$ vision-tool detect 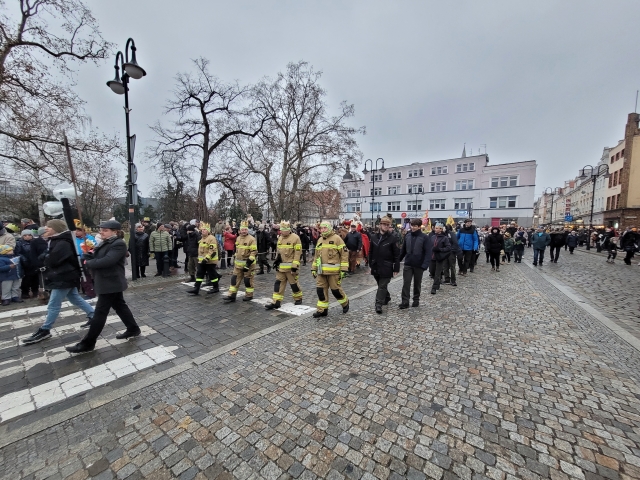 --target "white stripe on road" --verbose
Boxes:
[0,298,97,320]
[0,325,159,379]
[0,345,179,422]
